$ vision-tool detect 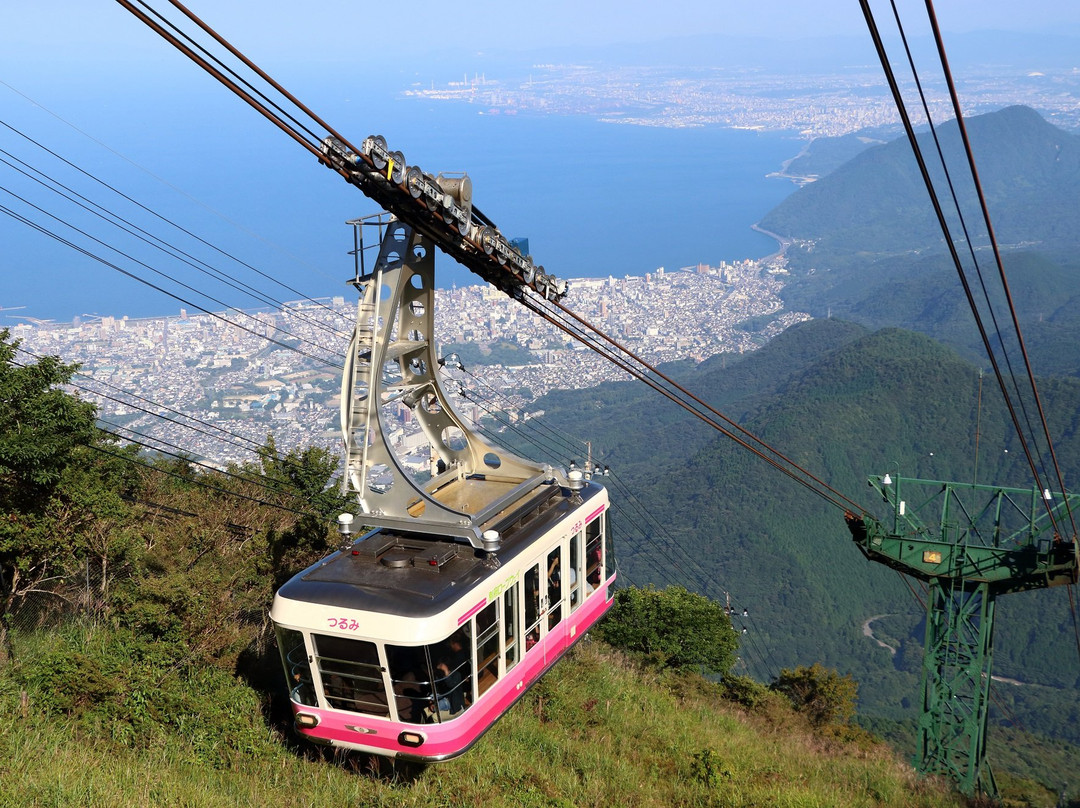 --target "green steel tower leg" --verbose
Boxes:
[918,578,997,798]
[847,476,1078,800]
